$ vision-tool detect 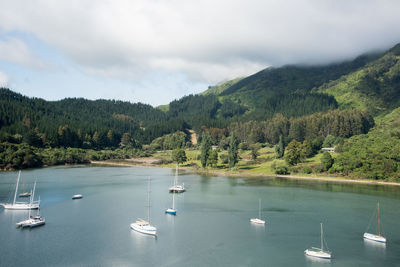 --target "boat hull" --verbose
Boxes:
[250,218,265,224]
[2,203,39,210]
[16,219,34,227]
[305,249,331,259]
[169,185,185,193]
[165,208,177,215]
[363,232,386,243]
[72,194,83,199]
[130,223,157,236]
[29,220,45,228]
